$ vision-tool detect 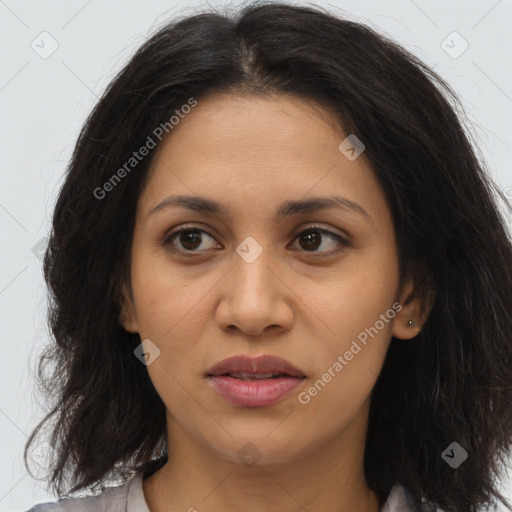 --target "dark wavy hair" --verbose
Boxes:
[24,2,512,511]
